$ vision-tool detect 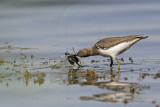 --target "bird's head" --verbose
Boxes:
[76,48,93,57]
